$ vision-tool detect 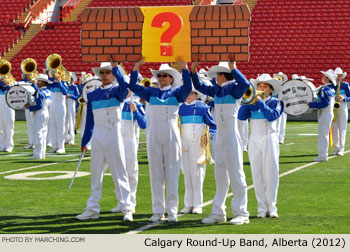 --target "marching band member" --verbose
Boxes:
[77,62,133,222]
[308,69,337,162]
[128,57,192,223]
[21,73,35,149]
[111,89,146,214]
[331,67,350,156]
[25,74,52,159]
[238,74,283,218]
[47,70,68,154]
[191,60,250,225]
[0,76,15,152]
[273,72,288,144]
[65,73,80,145]
[179,89,216,215]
